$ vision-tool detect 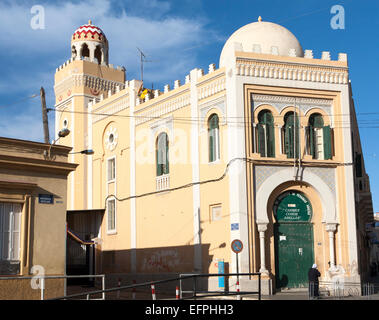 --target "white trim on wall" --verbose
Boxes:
[190,68,202,273]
